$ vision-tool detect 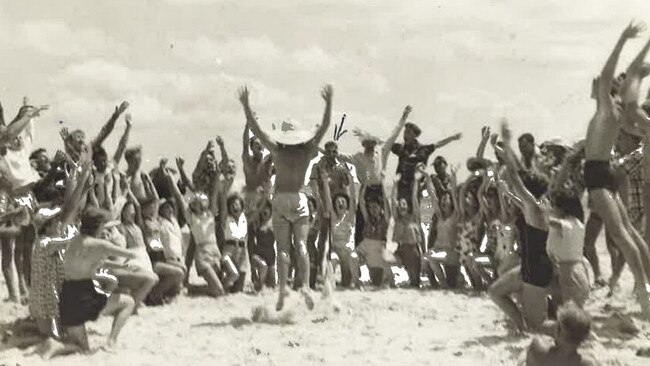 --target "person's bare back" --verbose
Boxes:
[586,22,646,161]
[64,235,134,281]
